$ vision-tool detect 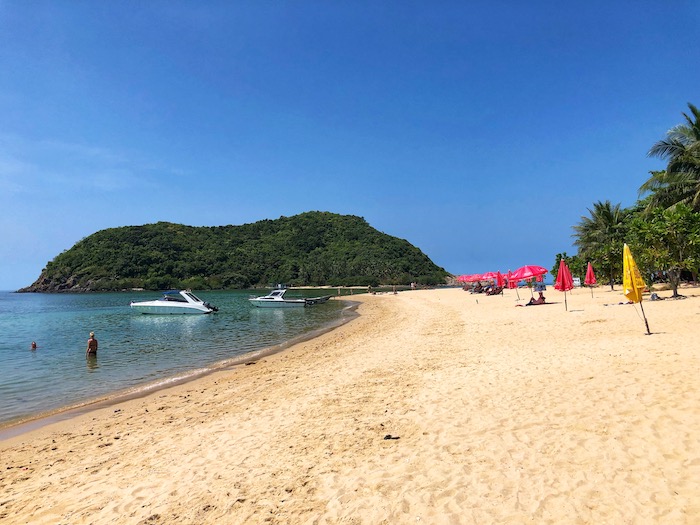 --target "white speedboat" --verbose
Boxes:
[249,289,307,308]
[130,290,218,315]
[248,289,332,308]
